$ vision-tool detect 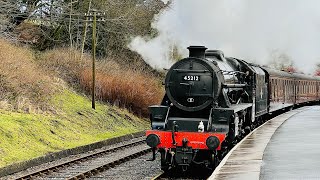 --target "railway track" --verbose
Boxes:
[14,137,151,180]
